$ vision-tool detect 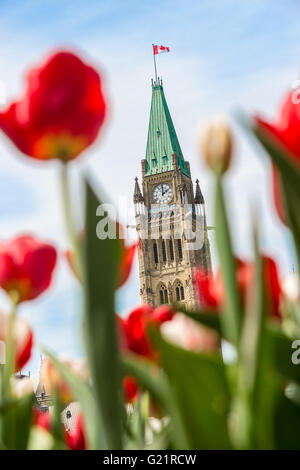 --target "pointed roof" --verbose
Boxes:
[145,79,189,177]
[133,177,144,203]
[194,179,204,204]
